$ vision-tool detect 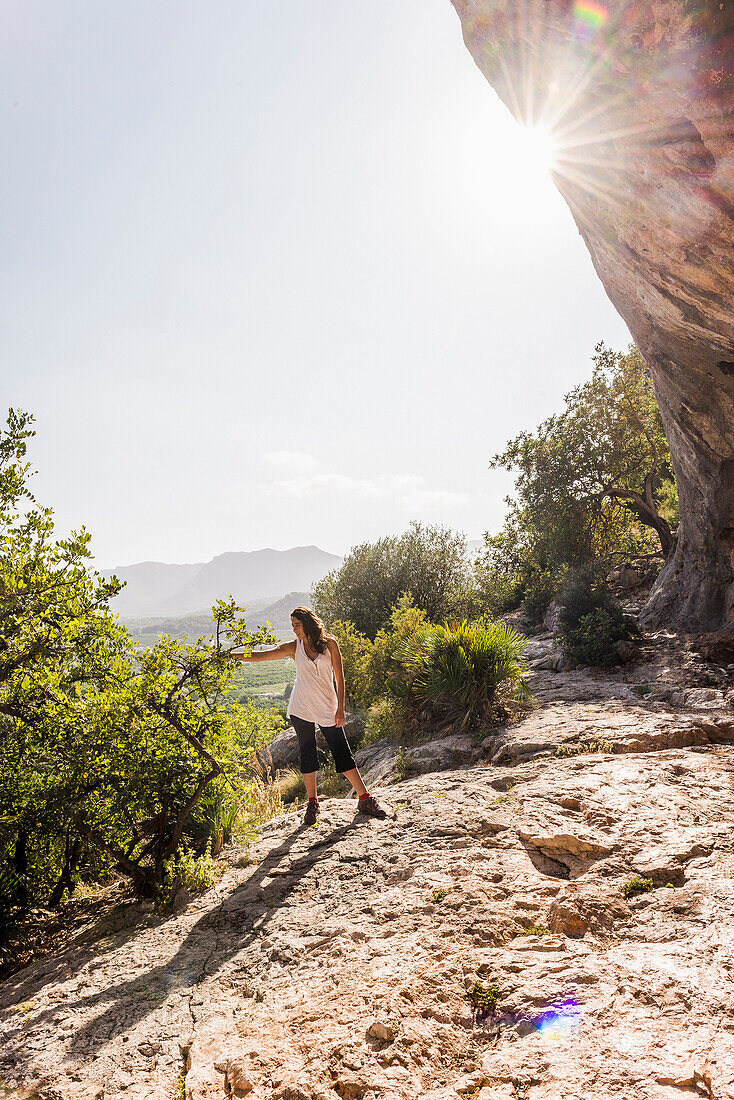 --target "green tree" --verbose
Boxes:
[312,522,469,639]
[0,410,274,920]
[484,344,677,614]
